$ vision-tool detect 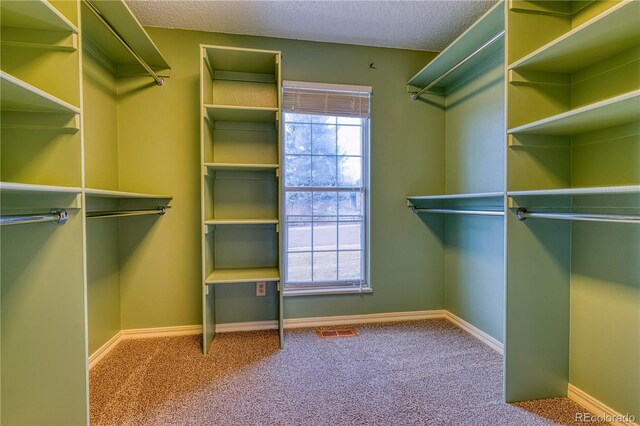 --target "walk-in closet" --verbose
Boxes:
[1,1,637,425]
